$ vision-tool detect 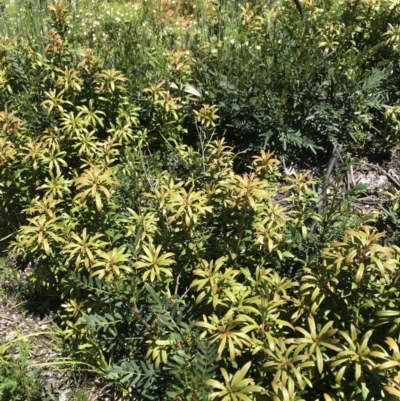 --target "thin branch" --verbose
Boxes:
[316,143,343,214]
[174,271,181,295]
[232,148,251,160]
[196,122,206,176]
[195,122,215,177]
[310,143,343,235]
[138,148,156,191]
[178,287,190,302]
[363,162,400,190]
[324,49,337,59]
[132,303,151,330]
[0,314,14,322]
